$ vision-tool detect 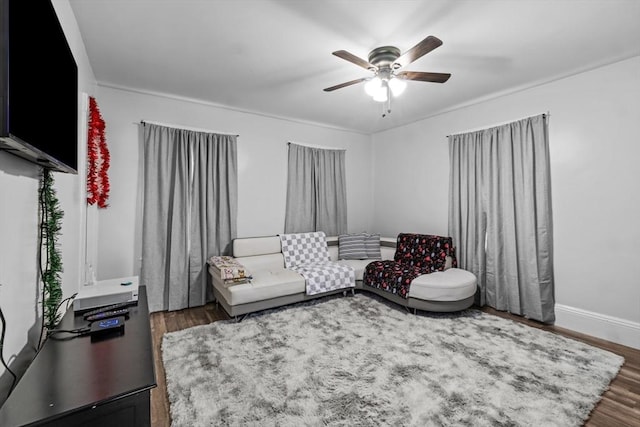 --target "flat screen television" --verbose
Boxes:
[0,0,78,174]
